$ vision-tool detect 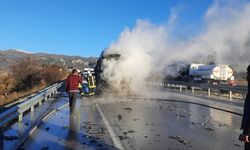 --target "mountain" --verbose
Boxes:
[0,49,98,71]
